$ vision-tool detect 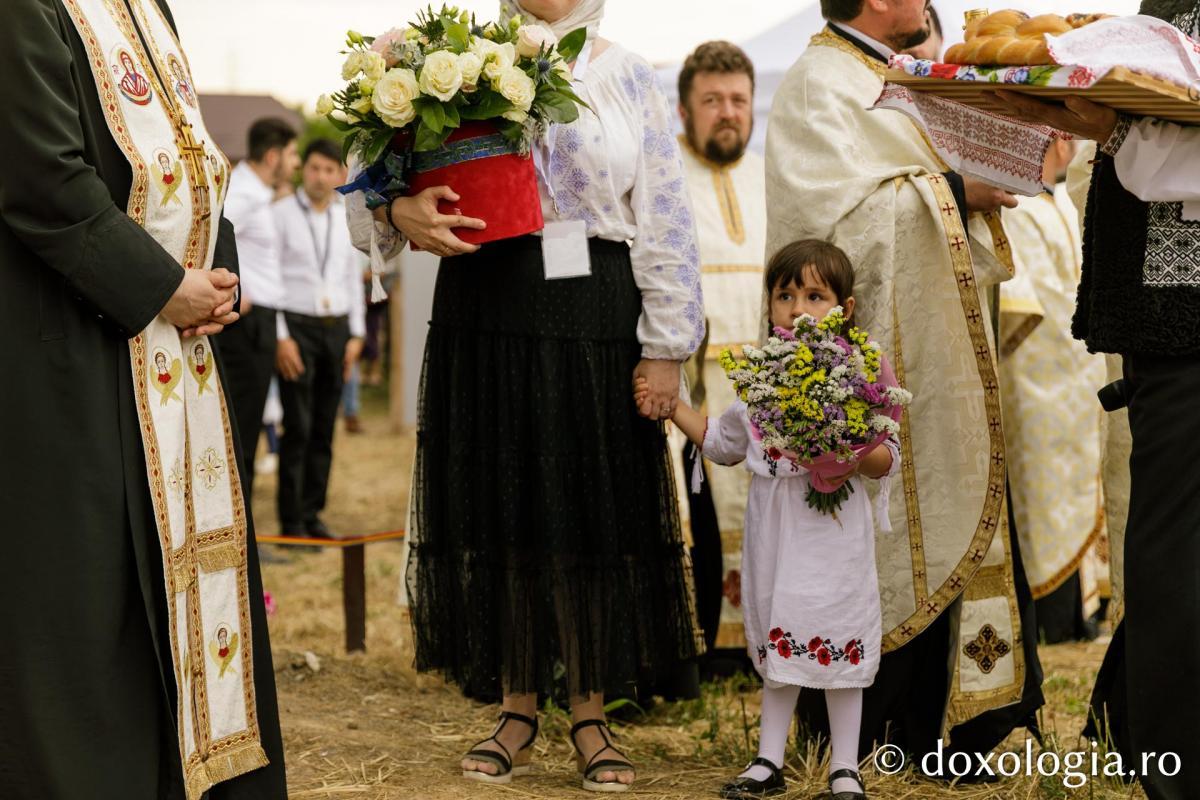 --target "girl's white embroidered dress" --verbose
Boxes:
[703,399,899,688]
